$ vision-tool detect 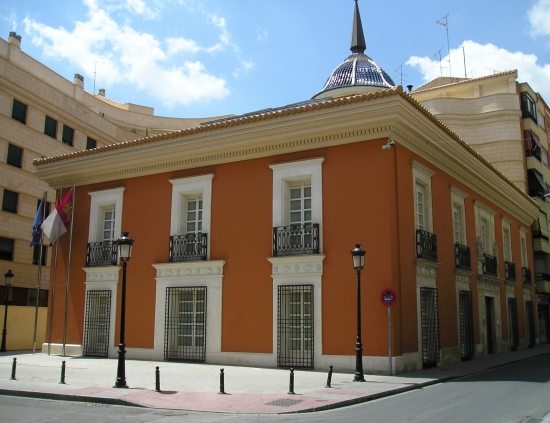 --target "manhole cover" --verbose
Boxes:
[265,399,303,407]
